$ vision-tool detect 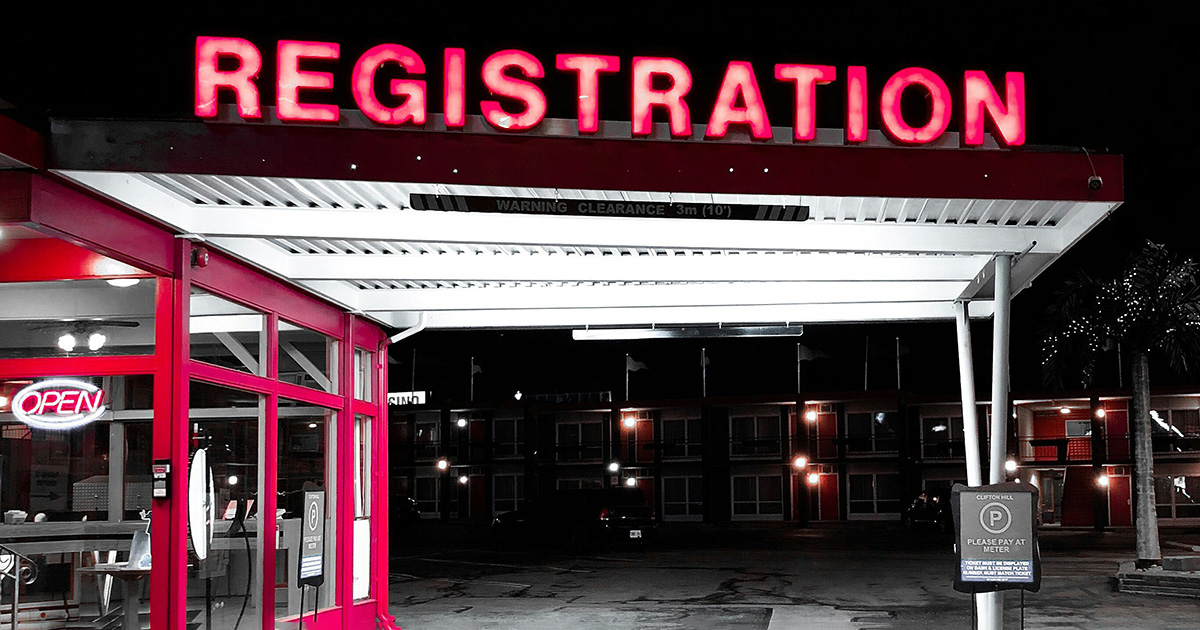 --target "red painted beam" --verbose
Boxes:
[50,118,1123,203]
[0,237,146,282]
